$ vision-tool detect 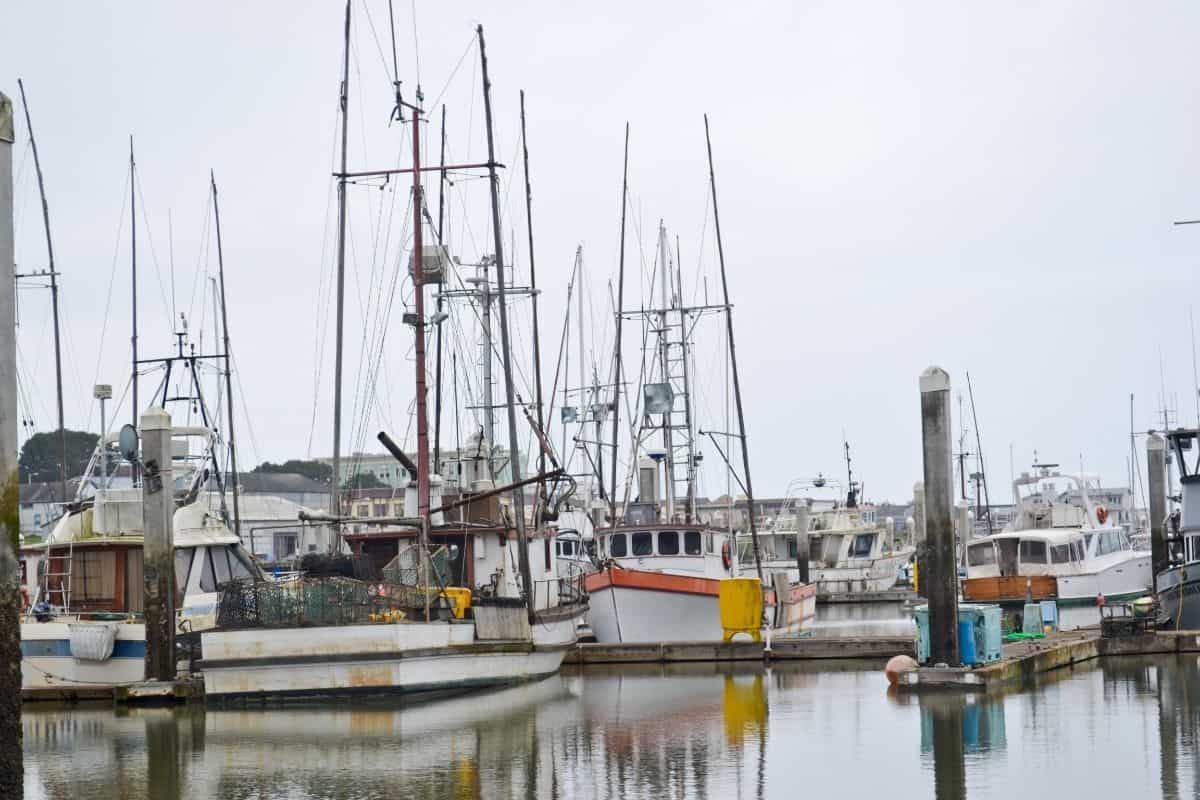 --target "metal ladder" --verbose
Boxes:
[37,537,76,612]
